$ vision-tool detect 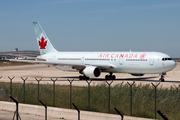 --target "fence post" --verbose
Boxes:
[151,82,160,119]
[114,108,123,120]
[35,78,42,105]
[21,77,28,103]
[86,80,92,111]
[8,76,15,102]
[157,110,168,120]
[51,77,58,107]
[68,79,74,109]
[127,81,135,116]
[106,80,113,113]
[72,103,80,120]
[10,96,21,120]
[173,84,180,92]
[39,100,47,120]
